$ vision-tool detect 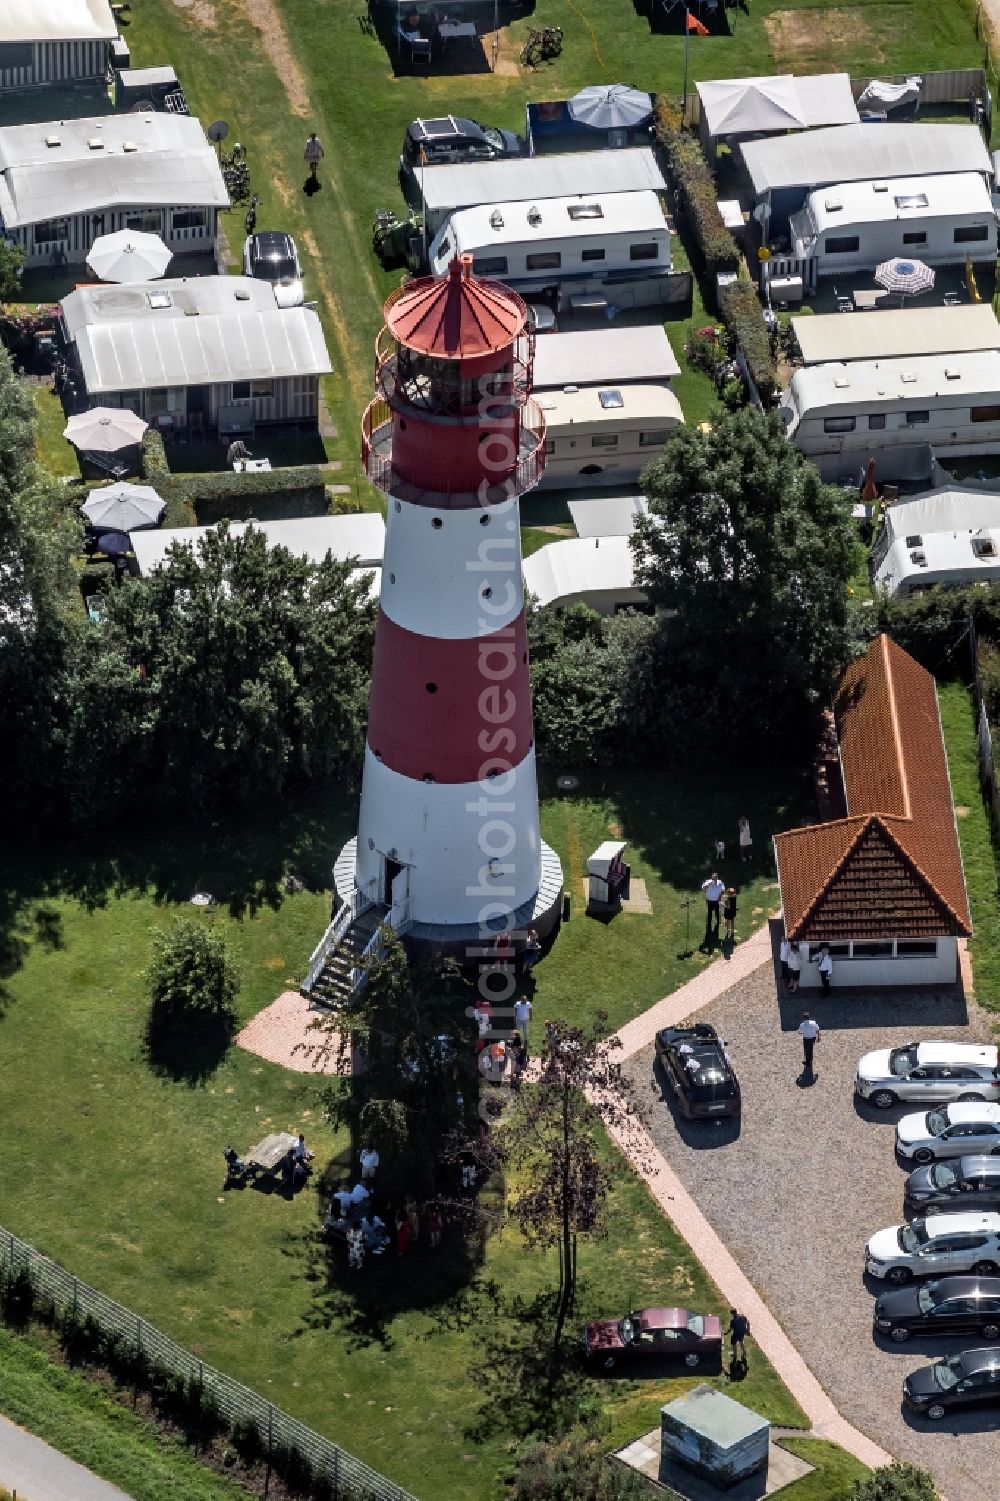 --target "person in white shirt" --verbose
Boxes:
[701,873,726,937]
[813,945,834,994]
[786,941,802,993]
[738,817,752,865]
[778,935,791,992]
[350,1182,370,1207]
[514,996,532,1051]
[359,1146,380,1181]
[798,1011,820,1072]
